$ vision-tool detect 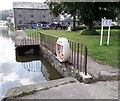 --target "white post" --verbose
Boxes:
[100,19,112,46]
[107,25,111,45]
[100,25,103,46]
